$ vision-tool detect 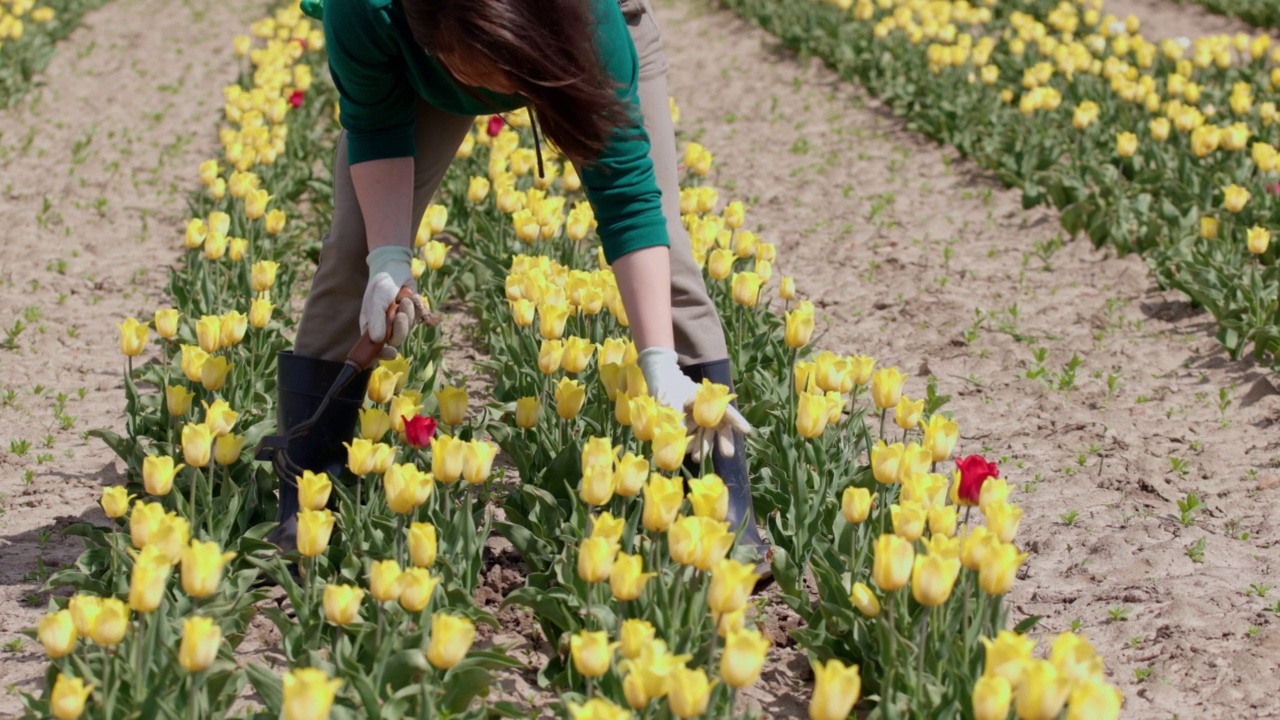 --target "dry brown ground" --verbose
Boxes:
[1,0,1278,718]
